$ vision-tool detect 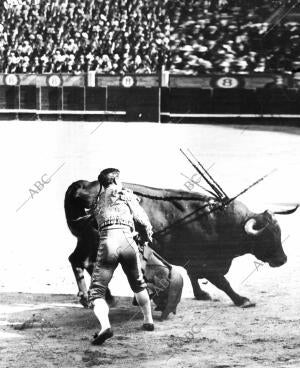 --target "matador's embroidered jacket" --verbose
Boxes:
[93,185,153,242]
